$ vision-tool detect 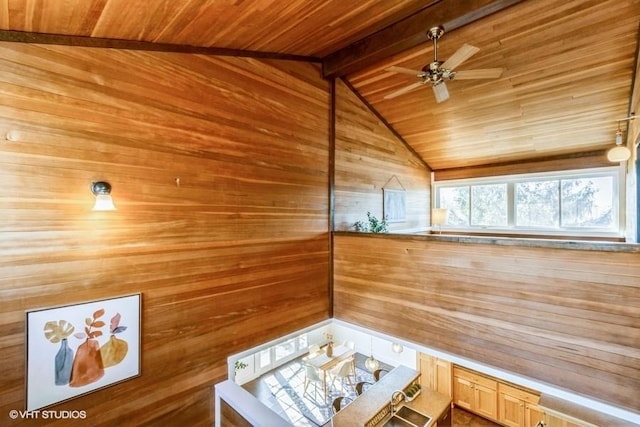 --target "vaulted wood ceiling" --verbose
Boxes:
[1,0,638,171]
